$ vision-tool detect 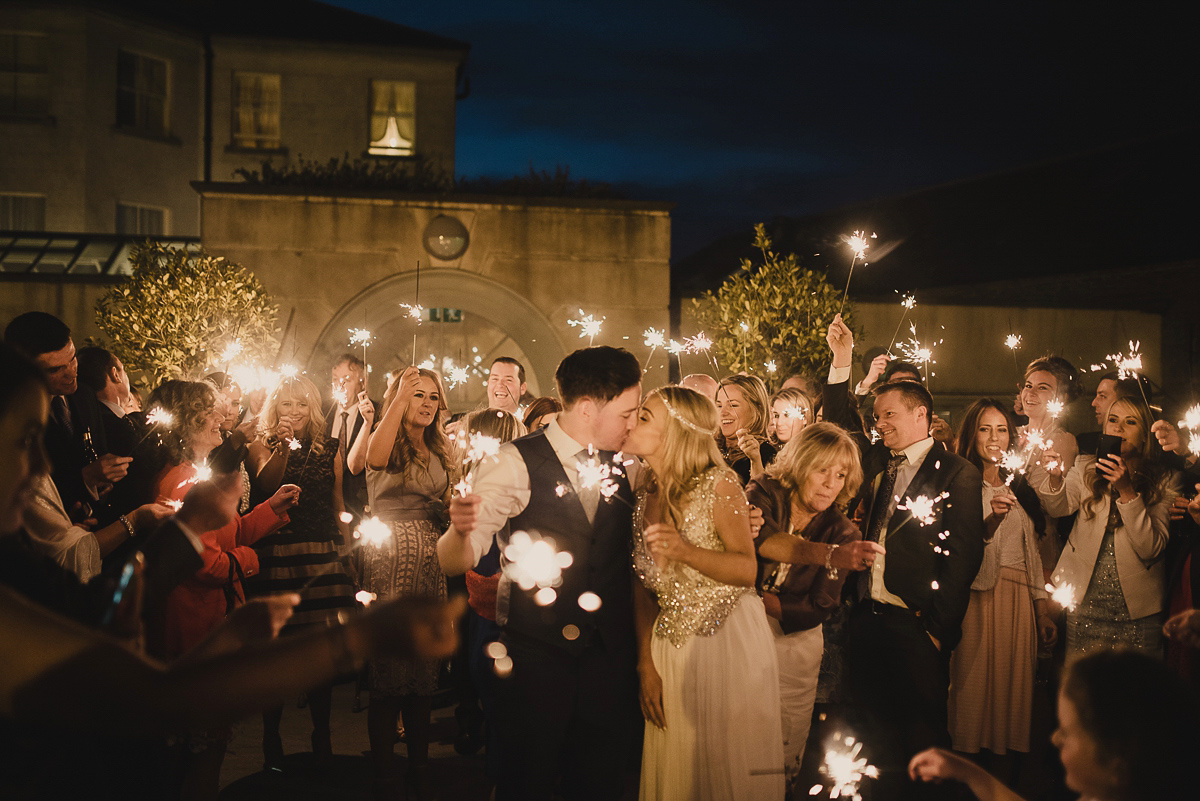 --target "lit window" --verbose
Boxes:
[368,79,414,156]
[0,193,46,230]
[0,32,49,117]
[232,72,281,149]
[116,202,166,235]
[117,50,169,137]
